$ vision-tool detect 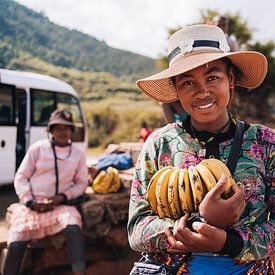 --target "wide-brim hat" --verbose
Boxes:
[47,109,75,131]
[137,24,268,103]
